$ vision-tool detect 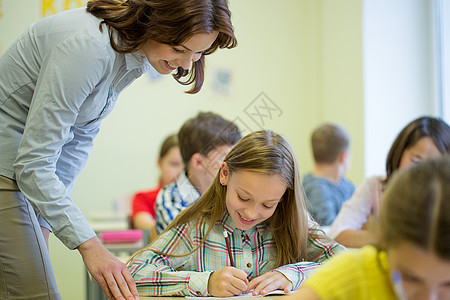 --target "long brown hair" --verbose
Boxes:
[385,116,450,184]
[130,130,313,268]
[379,156,450,260]
[86,0,237,94]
